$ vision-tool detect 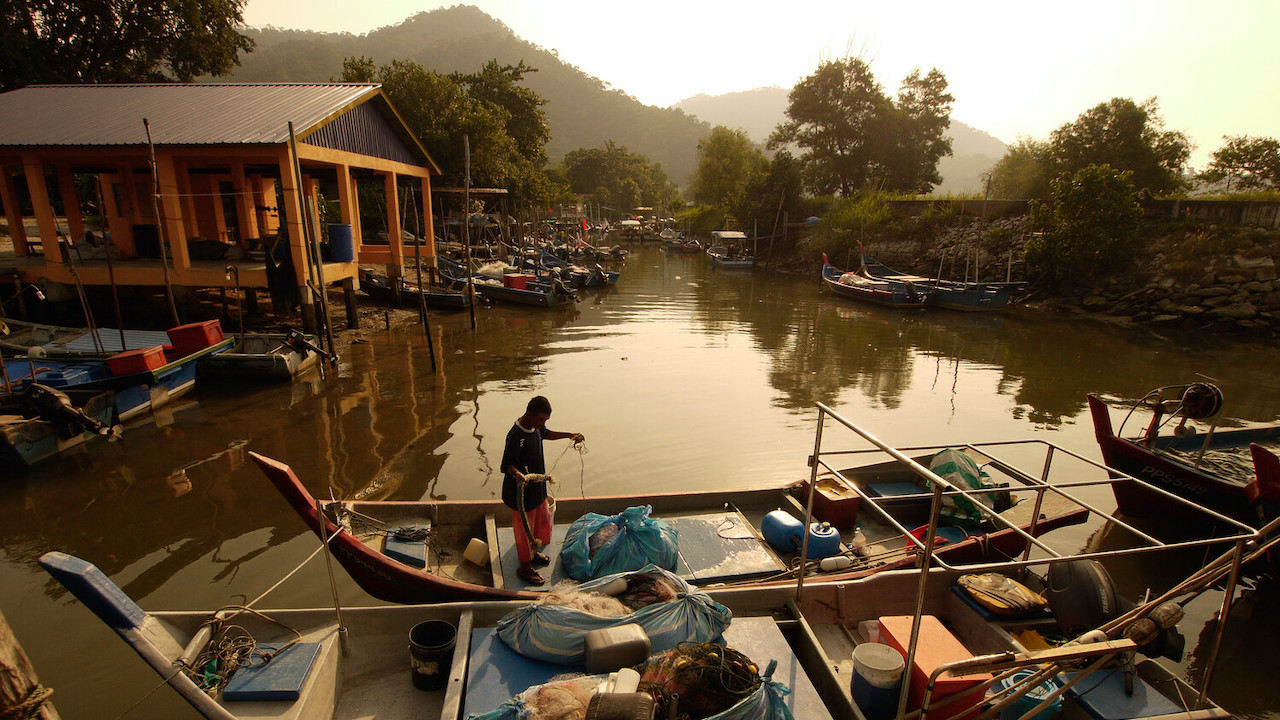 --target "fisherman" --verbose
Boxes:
[501,395,585,585]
